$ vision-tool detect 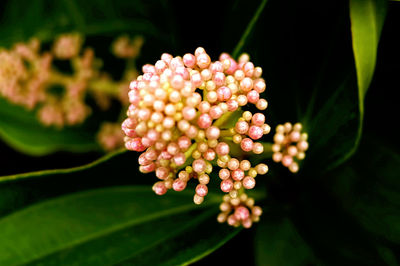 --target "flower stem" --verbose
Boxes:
[184,143,198,159]
[262,142,273,153]
[89,78,120,96]
[220,129,235,137]
[213,109,242,128]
